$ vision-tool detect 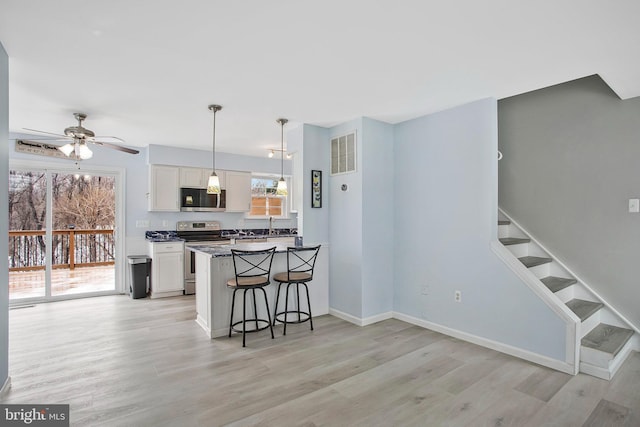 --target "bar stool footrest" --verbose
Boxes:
[231,318,272,334]
[274,310,312,325]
